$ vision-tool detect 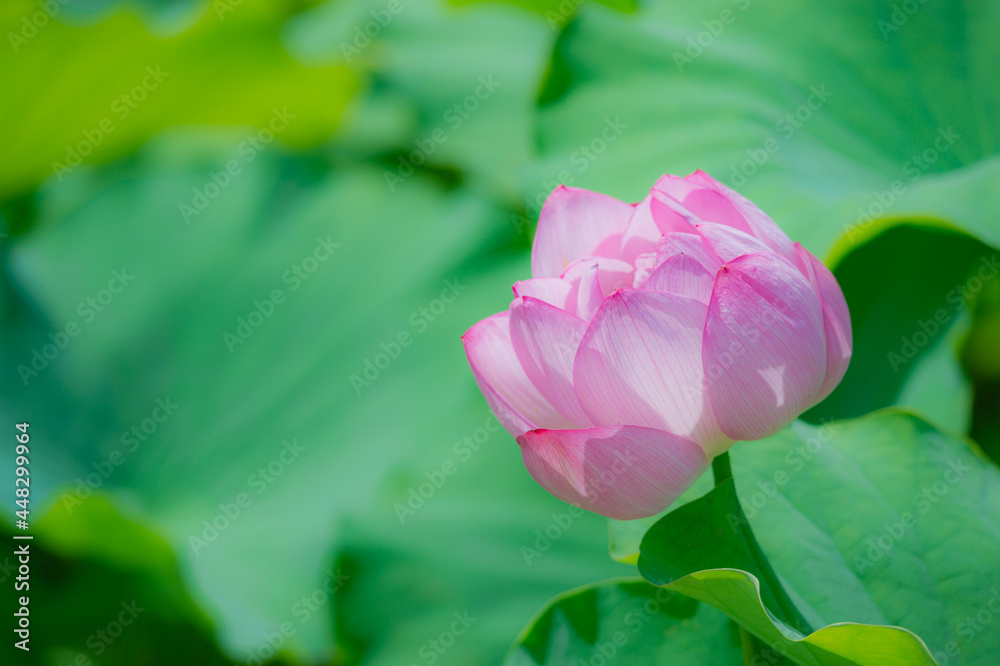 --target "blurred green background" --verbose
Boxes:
[1,0,998,664]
